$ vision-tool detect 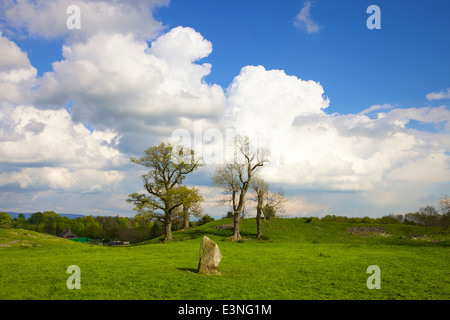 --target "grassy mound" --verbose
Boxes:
[0,218,449,300]
[146,217,450,246]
